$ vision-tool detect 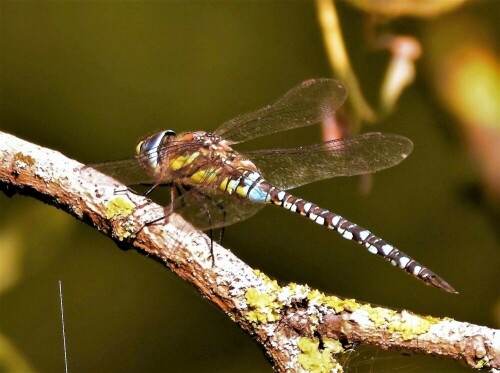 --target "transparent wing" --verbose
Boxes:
[82,140,199,186]
[83,157,154,185]
[171,188,265,231]
[243,133,413,190]
[214,79,347,144]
